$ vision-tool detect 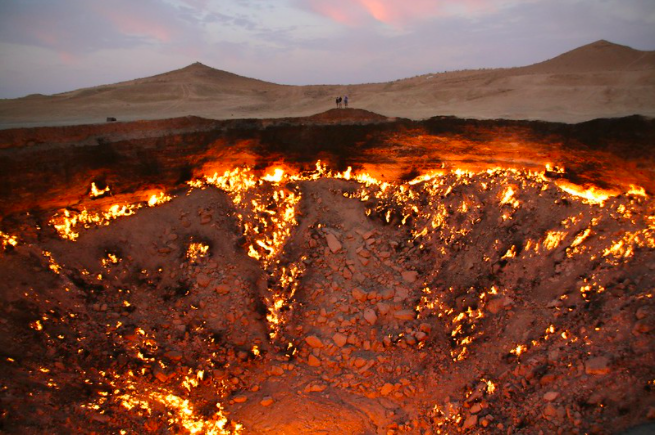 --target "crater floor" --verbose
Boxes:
[1,163,654,434]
